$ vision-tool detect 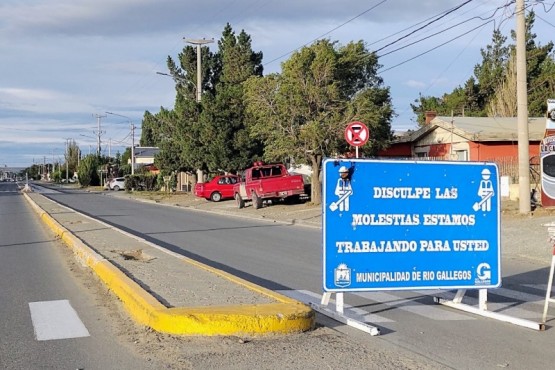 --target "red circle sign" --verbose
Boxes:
[344,121,369,147]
